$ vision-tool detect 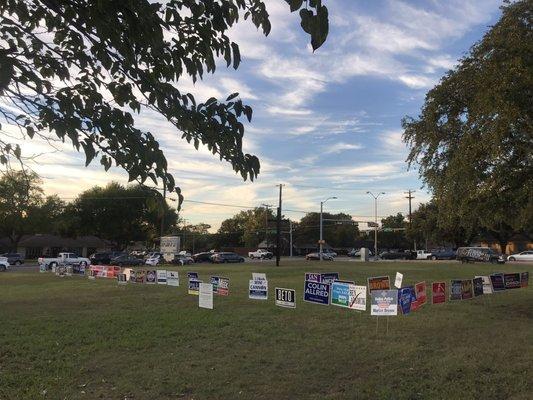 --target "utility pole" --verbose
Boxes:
[289,220,293,257]
[320,196,337,261]
[405,190,416,250]
[367,192,385,259]
[275,184,284,266]
[261,203,272,247]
